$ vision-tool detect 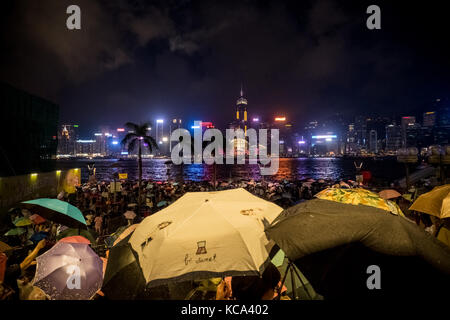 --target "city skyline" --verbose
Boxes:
[55,93,450,158]
[1,0,450,133]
